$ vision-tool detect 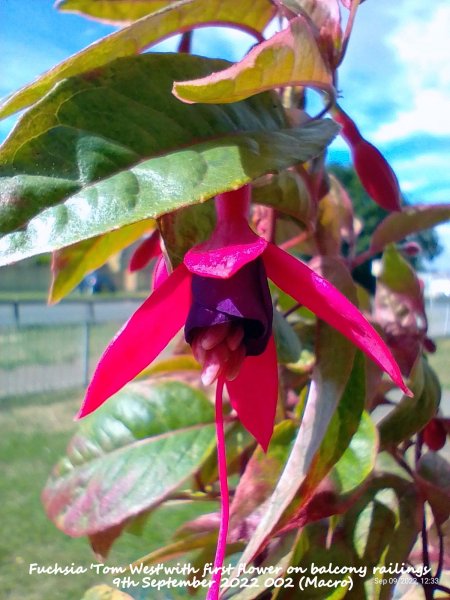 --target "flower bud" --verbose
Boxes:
[423,418,447,452]
[334,107,401,212]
